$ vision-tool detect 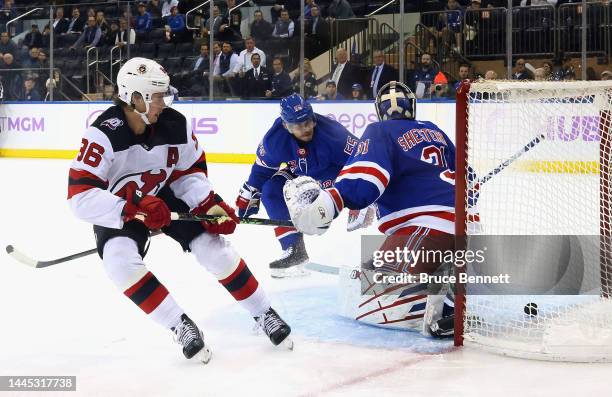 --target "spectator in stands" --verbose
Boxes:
[266,57,293,98]
[369,49,398,99]
[135,2,153,38]
[204,5,234,42]
[316,80,344,100]
[238,37,266,73]
[534,68,547,81]
[291,58,317,98]
[104,21,119,46]
[512,58,533,80]
[272,10,295,38]
[484,70,497,79]
[71,16,102,49]
[454,63,470,91]
[167,6,186,41]
[228,13,243,41]
[223,0,242,27]
[305,5,330,59]
[271,1,300,23]
[184,44,210,94]
[541,60,553,80]
[326,0,355,20]
[38,50,48,68]
[67,7,85,34]
[330,47,357,99]
[411,52,438,95]
[23,47,40,69]
[96,11,110,37]
[242,53,271,99]
[0,53,20,99]
[431,71,451,100]
[41,25,51,49]
[215,41,241,96]
[52,7,69,36]
[23,24,43,50]
[351,83,366,100]
[601,70,612,81]
[86,7,96,20]
[18,75,41,101]
[304,0,317,20]
[115,18,136,47]
[162,0,179,20]
[250,10,273,42]
[148,0,163,19]
[437,0,464,54]
[553,54,575,81]
[0,32,16,57]
[0,0,17,34]
[190,44,210,74]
